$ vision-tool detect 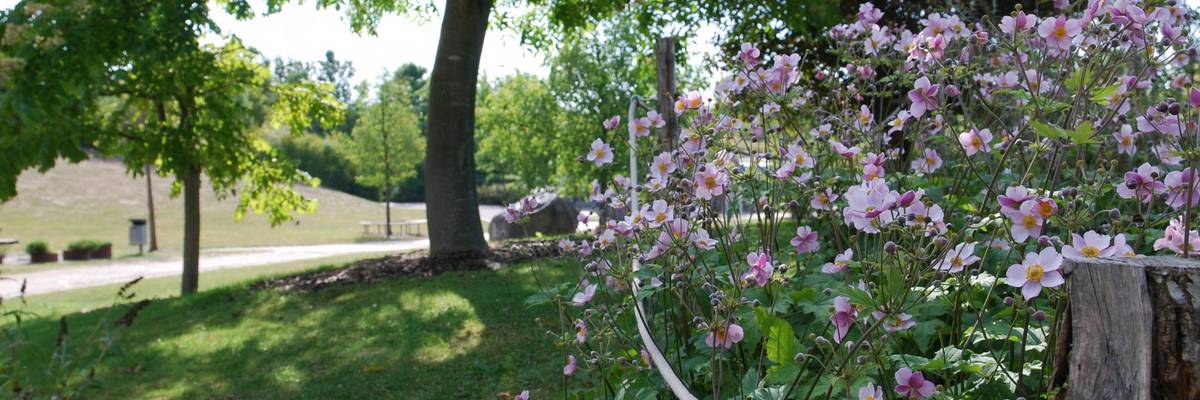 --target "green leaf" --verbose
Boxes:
[1029,120,1065,140]
[1090,82,1121,105]
[1068,120,1098,145]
